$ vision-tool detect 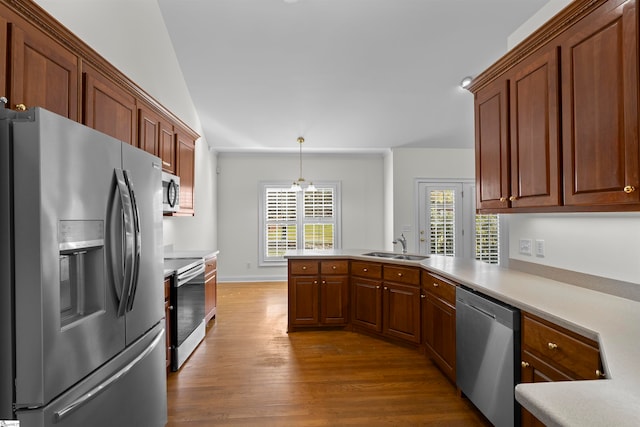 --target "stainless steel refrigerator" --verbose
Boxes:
[0,106,167,426]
